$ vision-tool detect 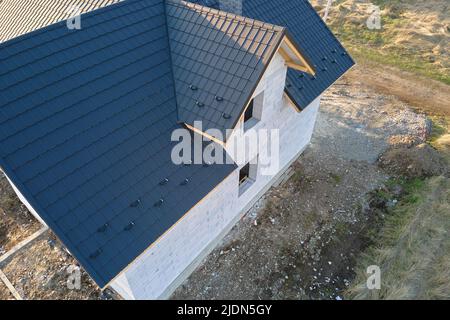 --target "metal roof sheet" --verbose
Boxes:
[0,0,235,287]
[167,0,285,136]
[189,0,355,109]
